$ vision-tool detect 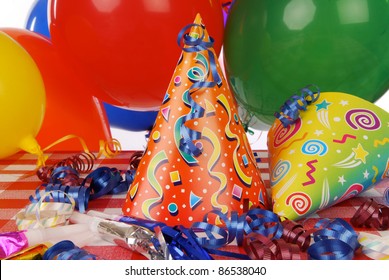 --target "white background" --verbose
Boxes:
[1,0,388,151]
